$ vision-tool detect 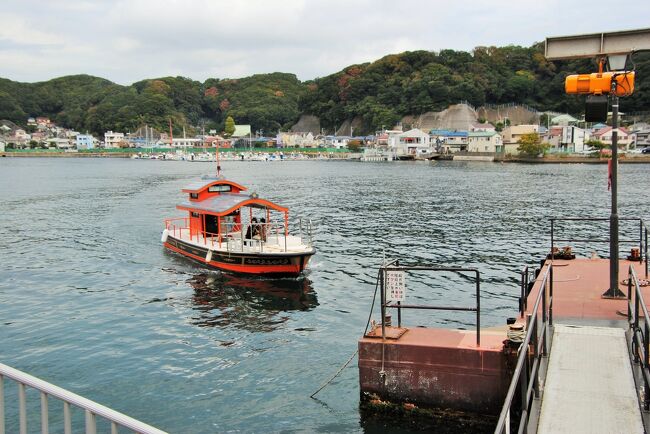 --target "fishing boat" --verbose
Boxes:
[162,169,315,277]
